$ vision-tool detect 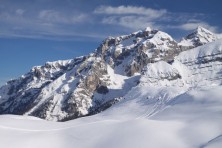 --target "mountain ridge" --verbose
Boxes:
[0,26,221,121]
